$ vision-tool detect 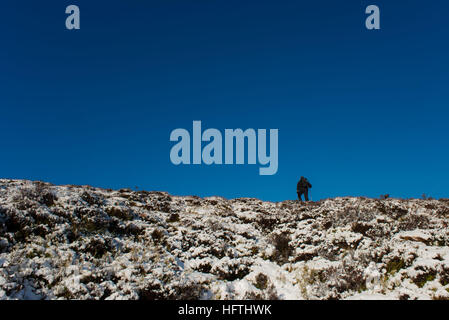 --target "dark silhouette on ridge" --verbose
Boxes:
[297,176,312,202]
